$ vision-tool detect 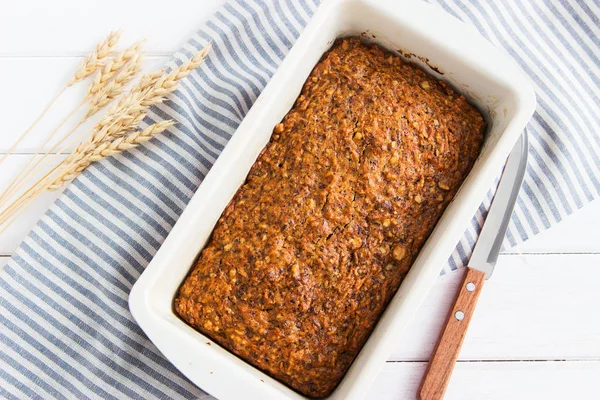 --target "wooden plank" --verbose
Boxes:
[0,0,227,56]
[368,361,600,400]
[389,253,600,361]
[0,56,167,154]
